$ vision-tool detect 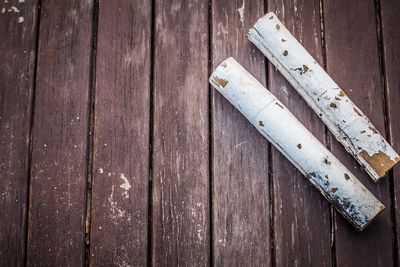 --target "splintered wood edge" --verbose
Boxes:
[361,151,400,179]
